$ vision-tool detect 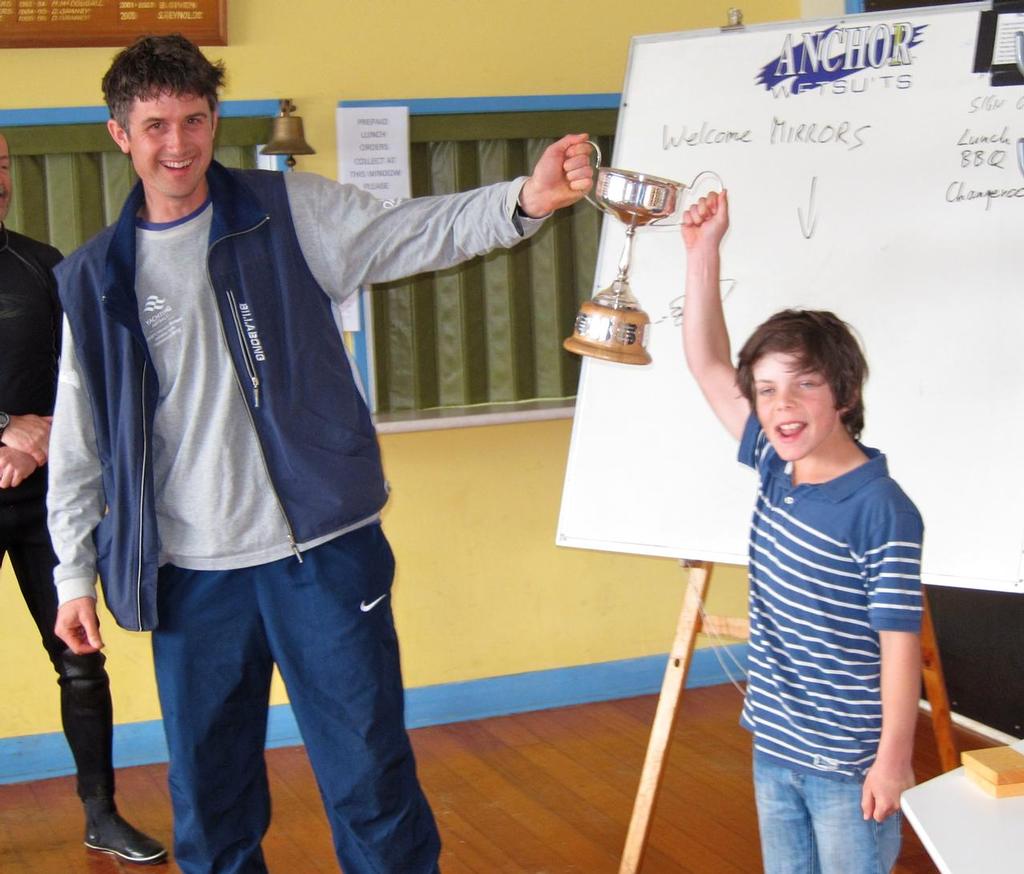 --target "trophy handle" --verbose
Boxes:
[649,169,725,228]
[582,138,605,212]
[682,170,725,209]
